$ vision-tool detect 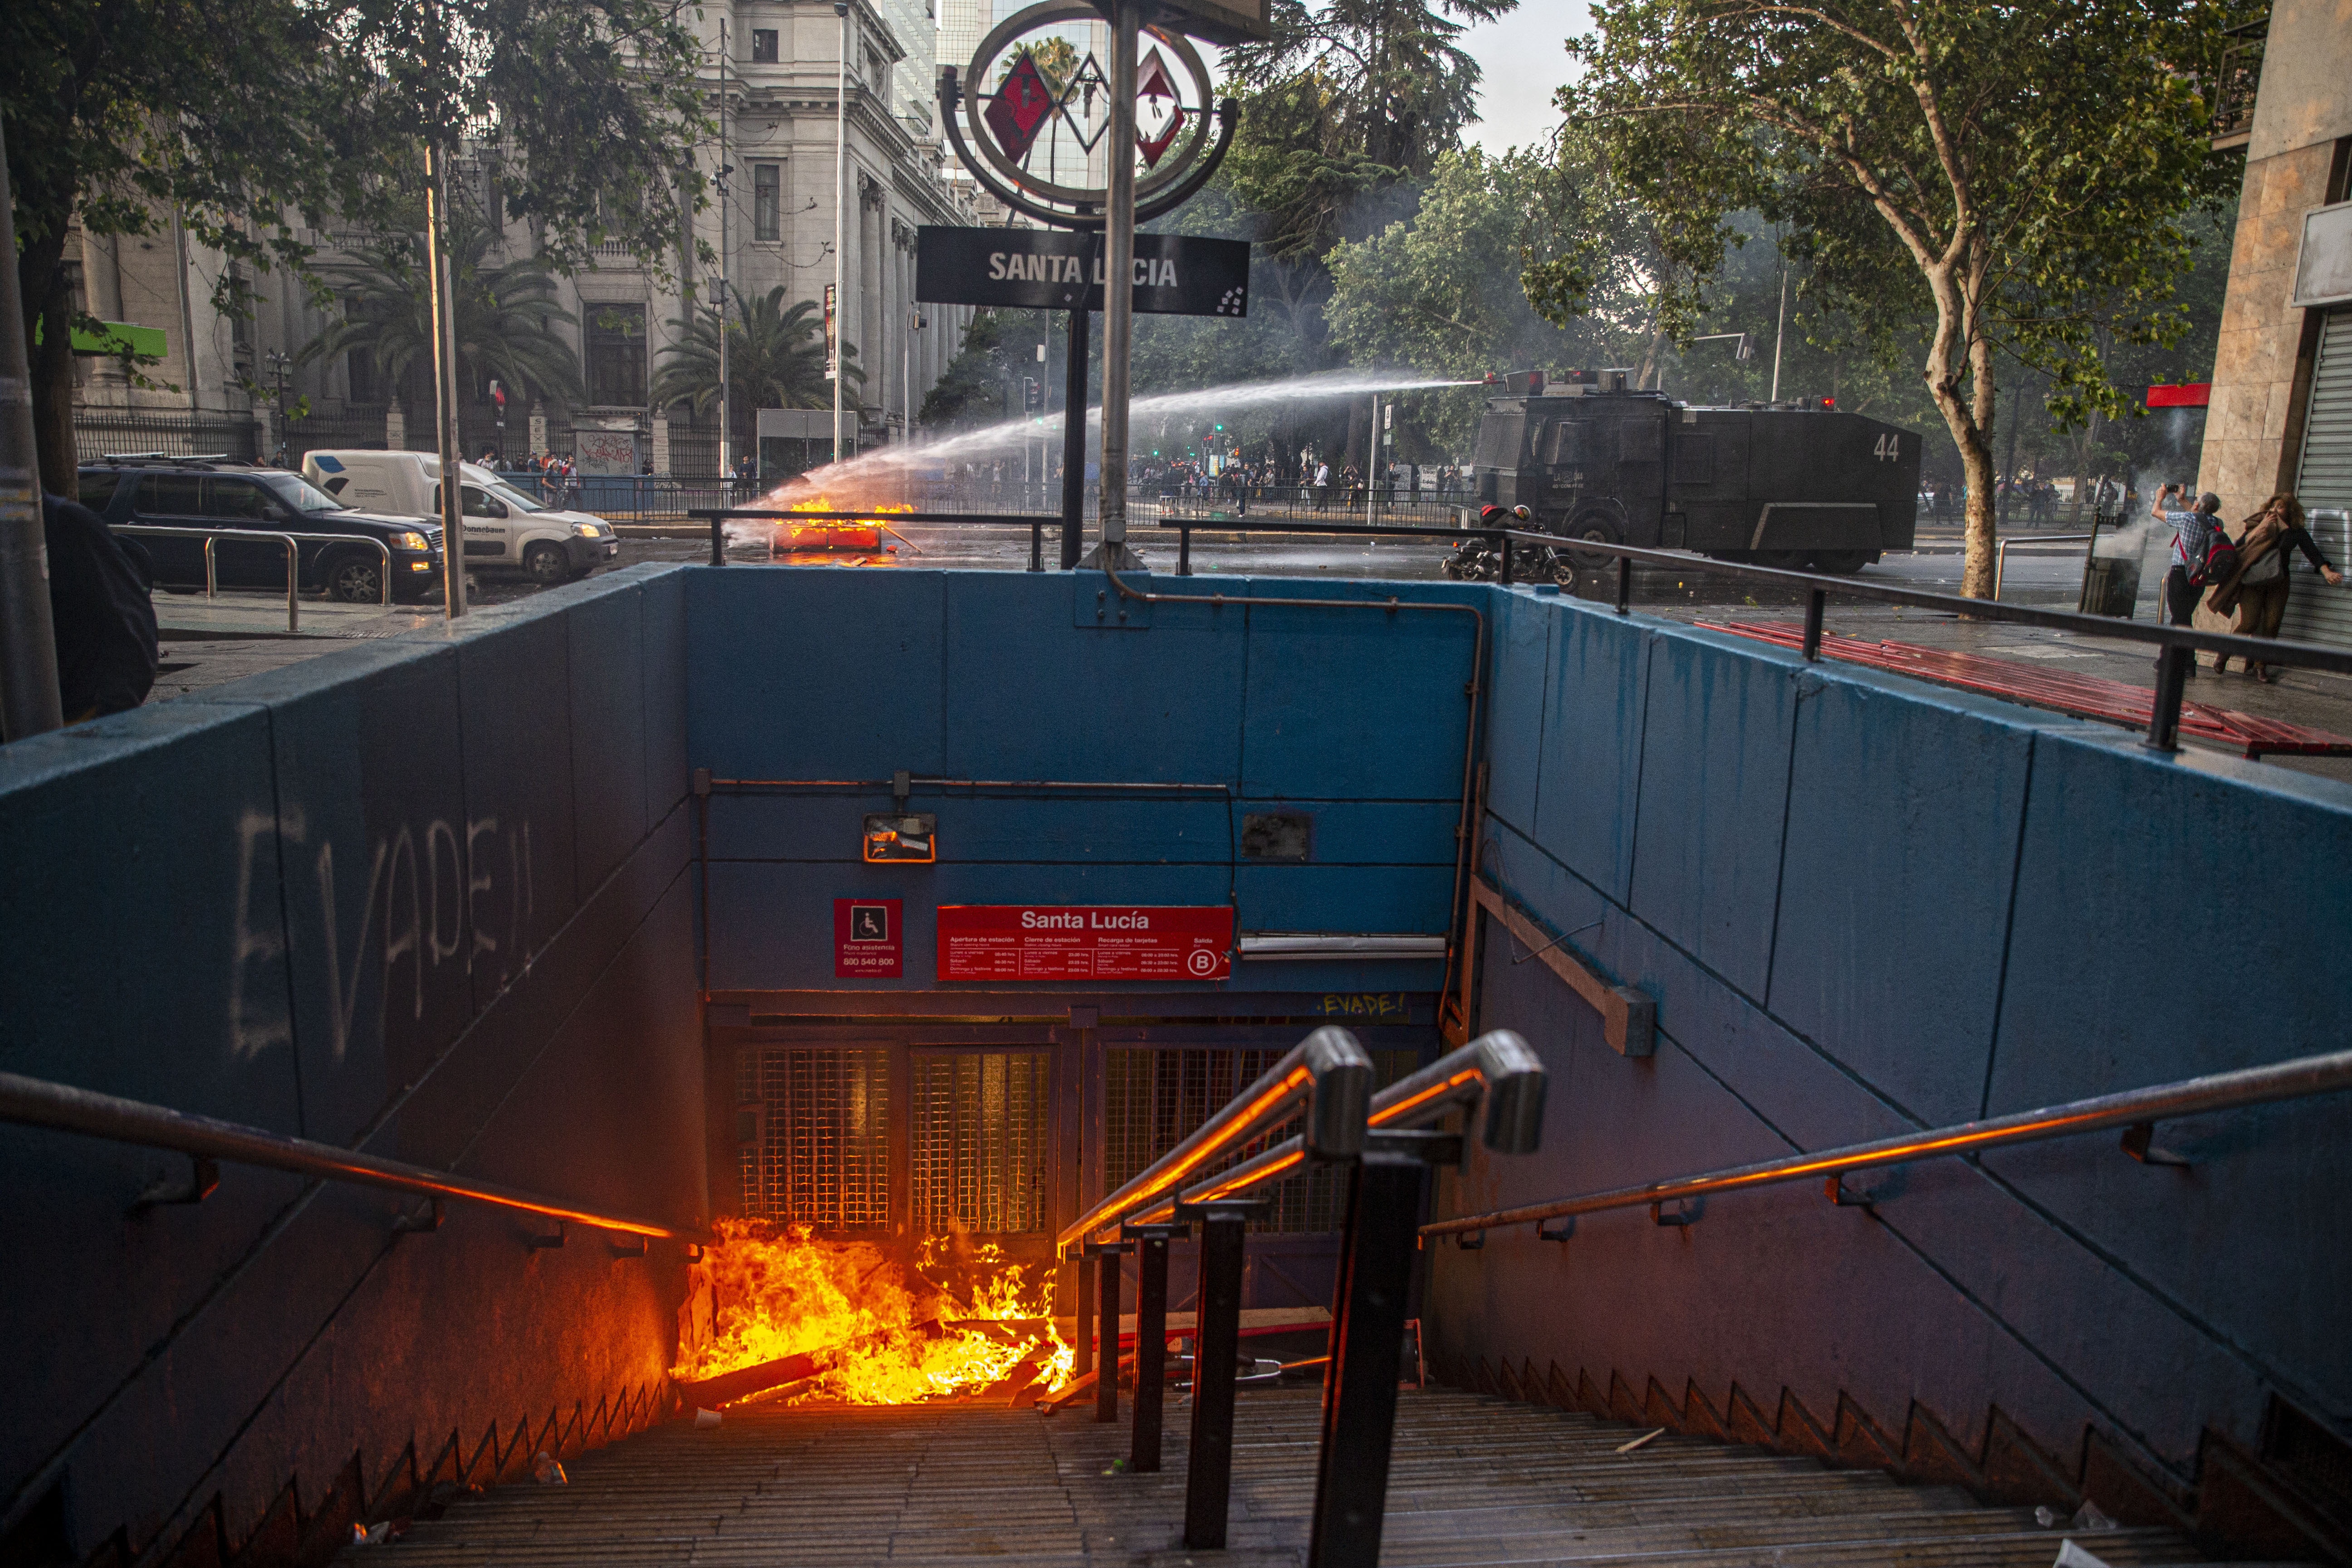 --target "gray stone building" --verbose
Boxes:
[66,0,984,477]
